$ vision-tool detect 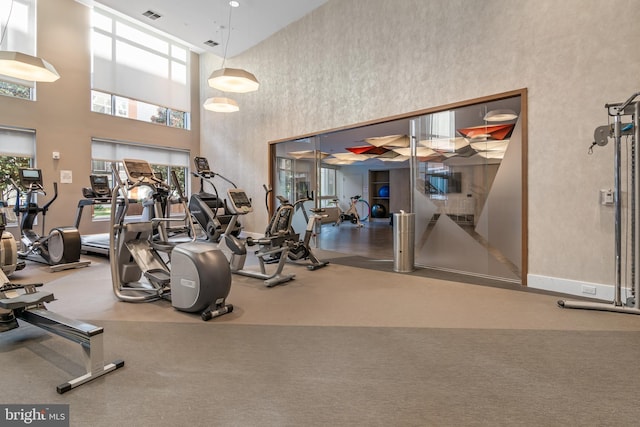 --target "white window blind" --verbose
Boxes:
[91,7,191,112]
[91,138,189,167]
[0,127,35,156]
[0,0,36,88]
